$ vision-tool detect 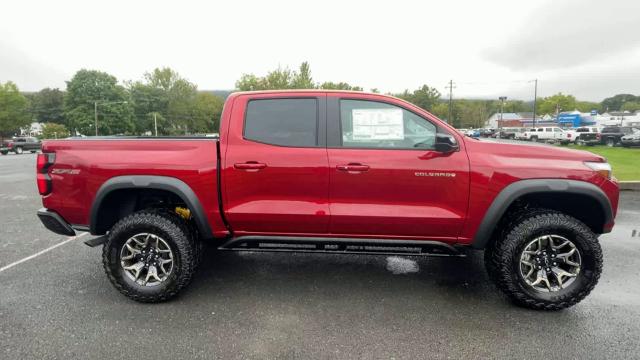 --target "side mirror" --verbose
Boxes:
[434,133,459,153]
